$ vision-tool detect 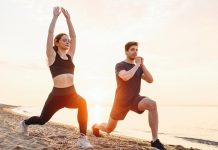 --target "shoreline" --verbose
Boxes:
[0,104,200,150]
